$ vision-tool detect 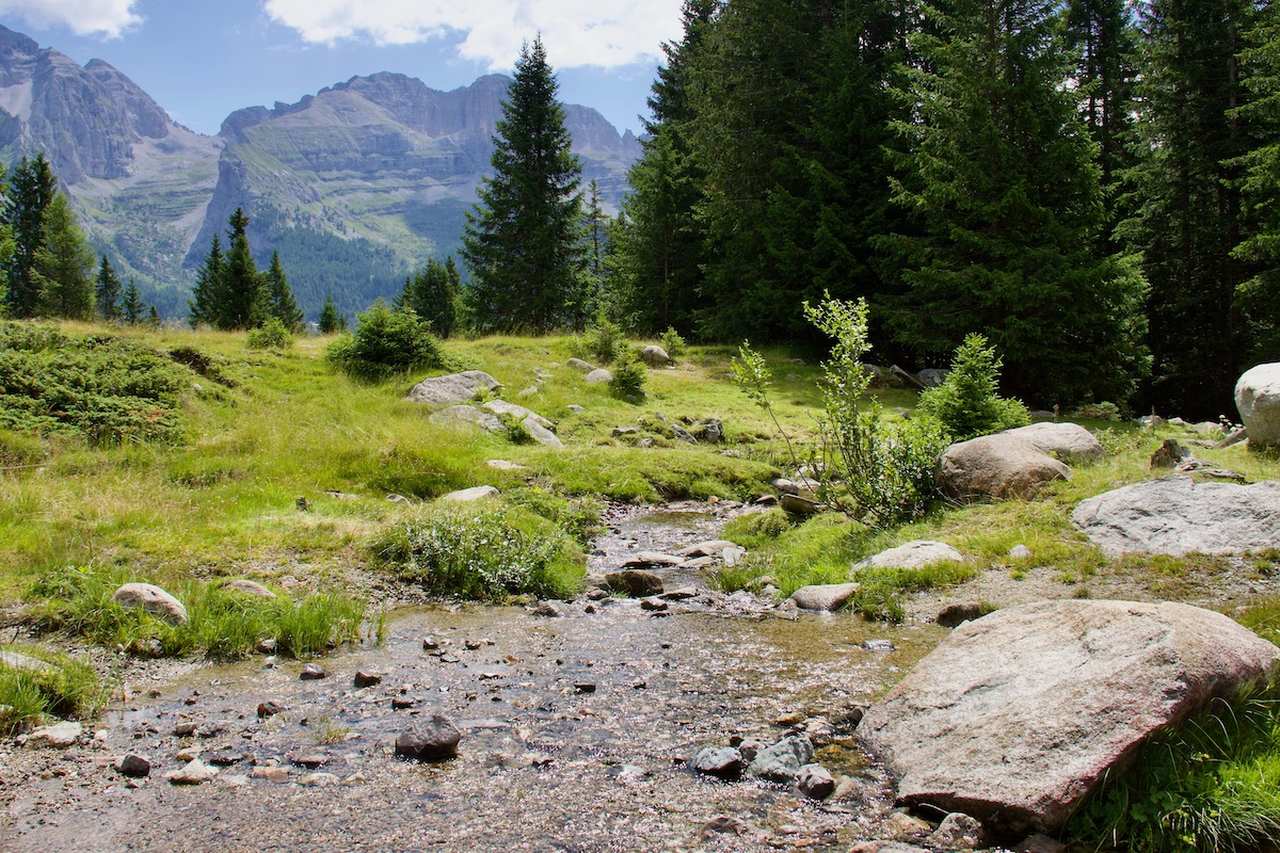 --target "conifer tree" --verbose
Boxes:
[32,193,95,319]
[462,37,584,332]
[189,234,225,329]
[5,154,56,318]
[318,293,345,334]
[147,305,160,327]
[884,0,1148,405]
[95,255,122,321]
[263,251,304,331]
[400,258,458,337]
[571,179,607,330]
[221,208,261,330]
[122,279,143,324]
